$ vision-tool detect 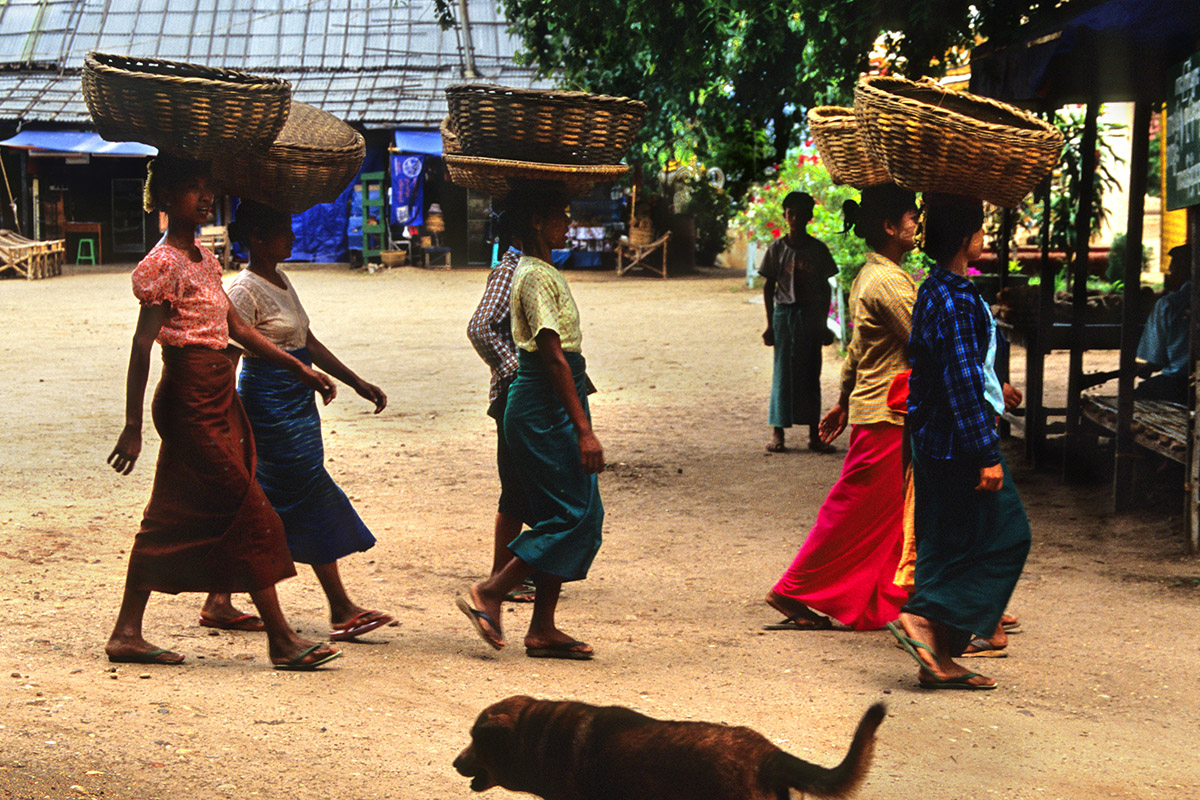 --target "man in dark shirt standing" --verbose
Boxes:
[759,191,838,453]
